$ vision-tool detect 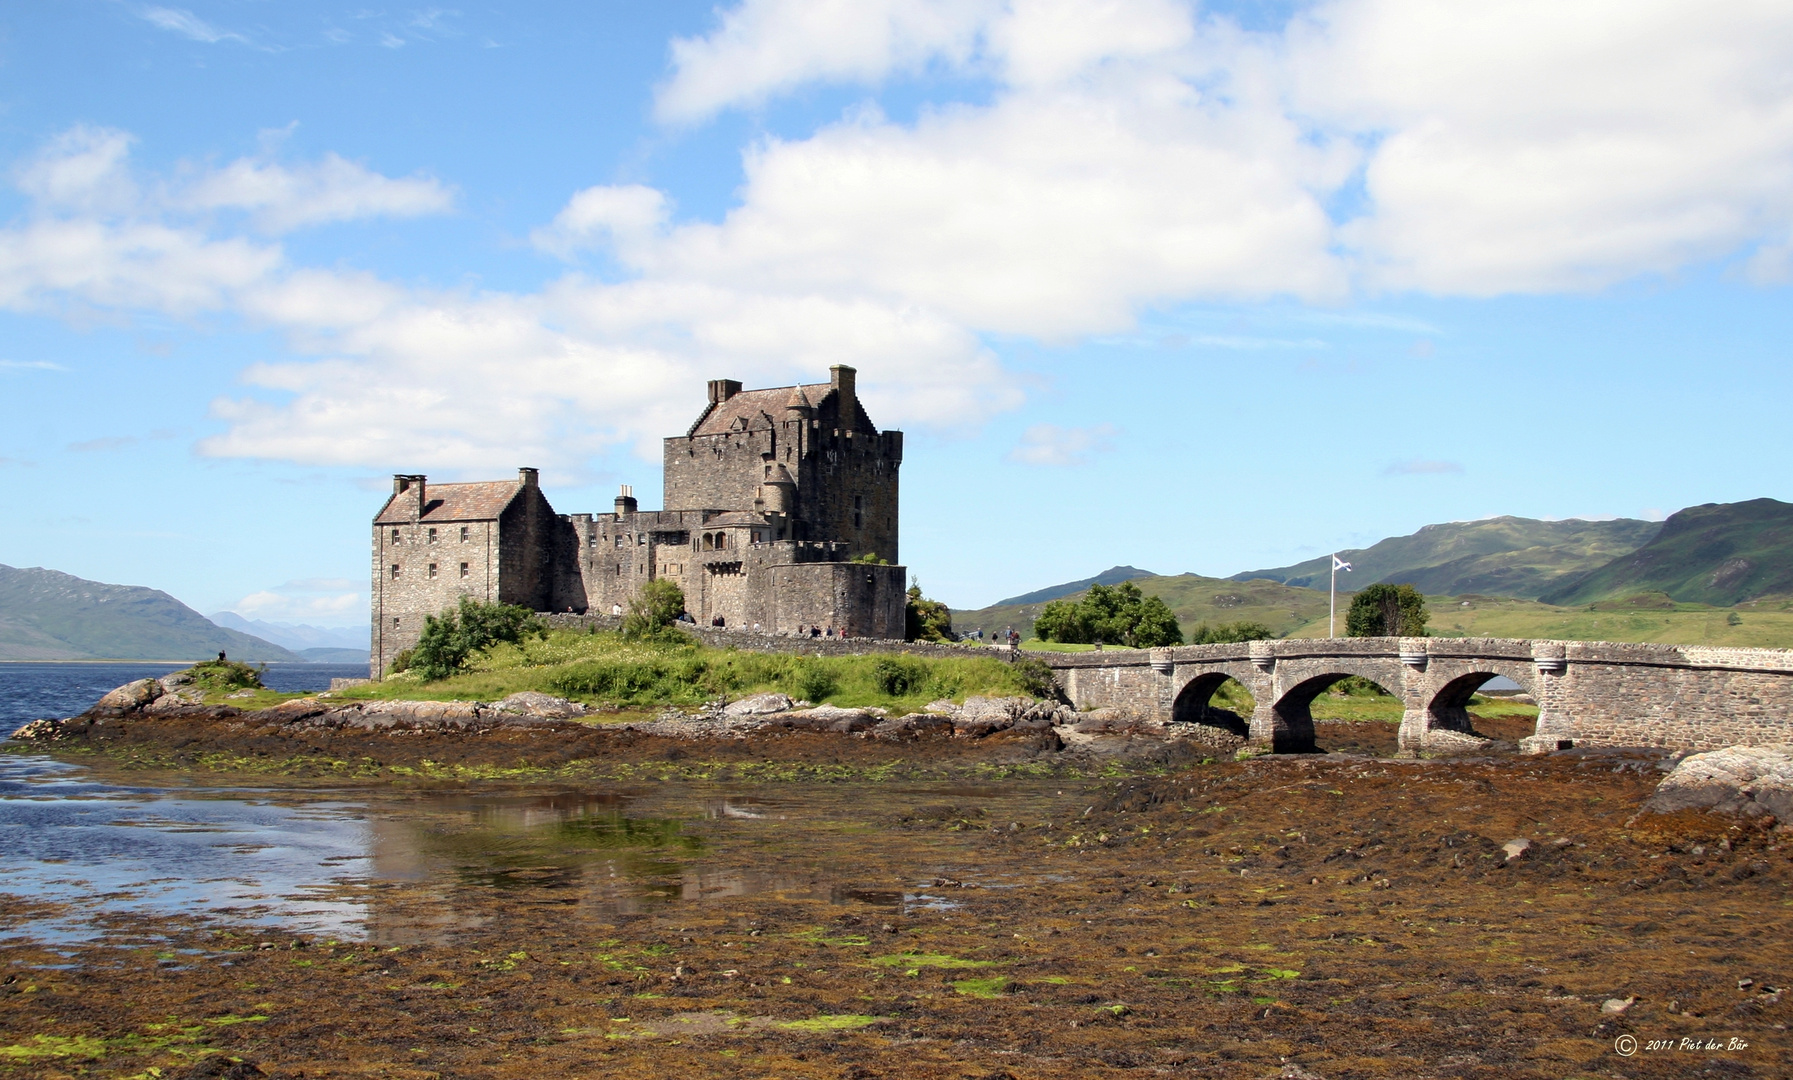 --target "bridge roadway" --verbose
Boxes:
[1038,636,1793,755]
